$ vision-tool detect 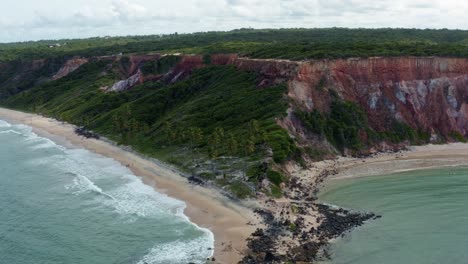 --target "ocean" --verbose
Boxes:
[319,166,468,264]
[0,119,214,264]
